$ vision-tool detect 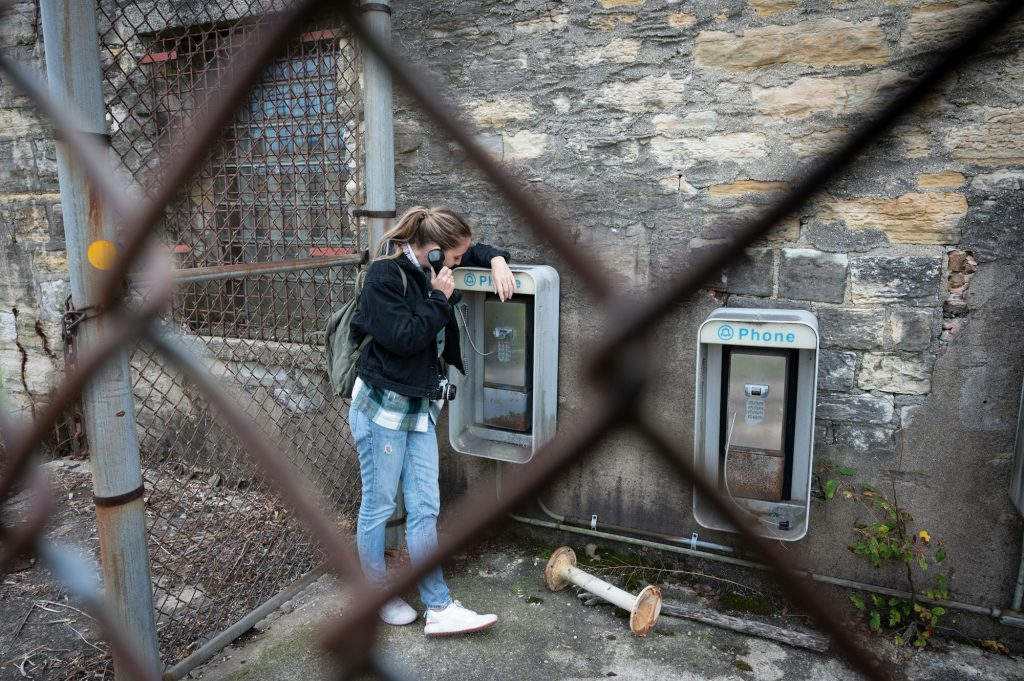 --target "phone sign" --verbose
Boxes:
[457,269,534,294]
